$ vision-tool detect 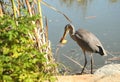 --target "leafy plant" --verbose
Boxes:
[0,14,56,82]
